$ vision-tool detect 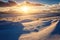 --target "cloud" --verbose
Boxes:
[0,2,60,14]
[0,2,60,22]
[48,3,60,13]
